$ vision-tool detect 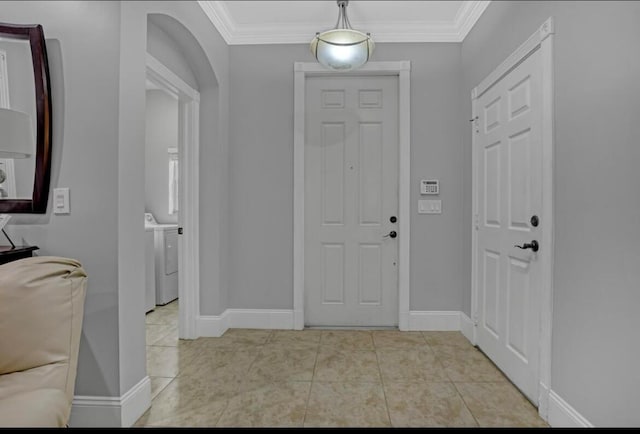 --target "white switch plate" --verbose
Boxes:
[418,200,441,214]
[53,188,70,214]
